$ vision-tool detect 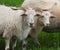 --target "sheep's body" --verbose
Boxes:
[22,0,59,9]
[0,5,32,50]
[29,16,44,46]
[0,5,22,39]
